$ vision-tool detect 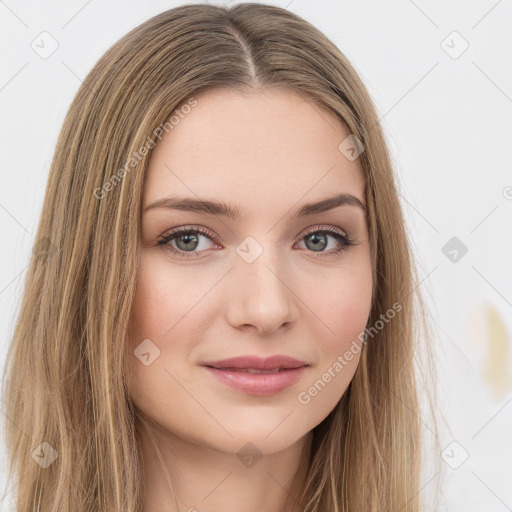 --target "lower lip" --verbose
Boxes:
[202,366,308,396]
